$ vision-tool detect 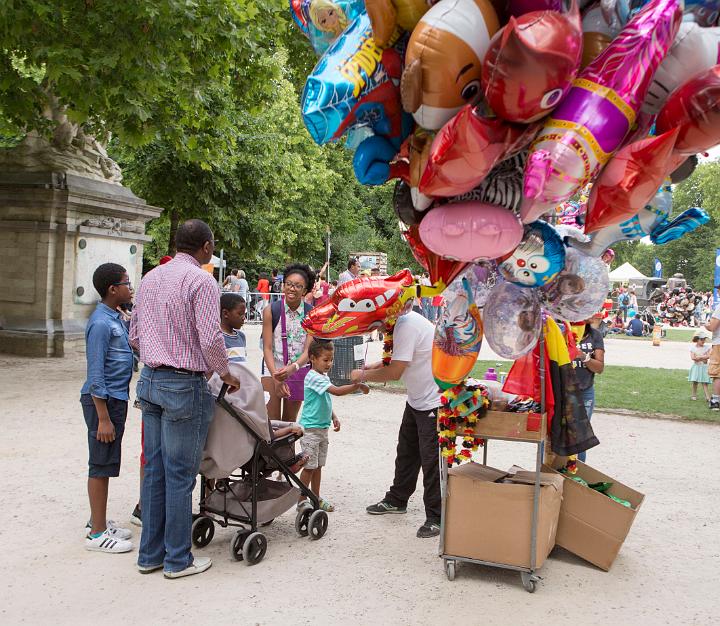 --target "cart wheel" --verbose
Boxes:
[191,516,214,548]
[308,509,328,540]
[521,572,538,593]
[242,532,267,565]
[295,508,311,537]
[445,559,456,581]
